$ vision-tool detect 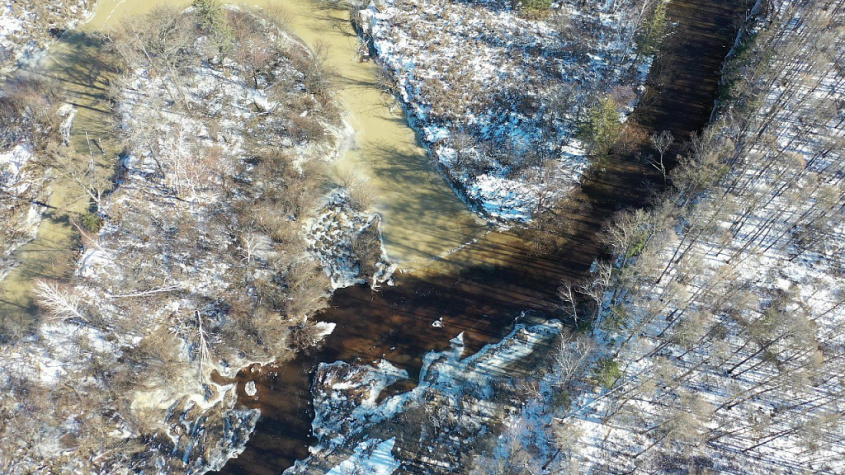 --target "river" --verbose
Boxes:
[0,0,744,472]
[89,0,488,268]
[217,0,746,474]
[0,0,486,321]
